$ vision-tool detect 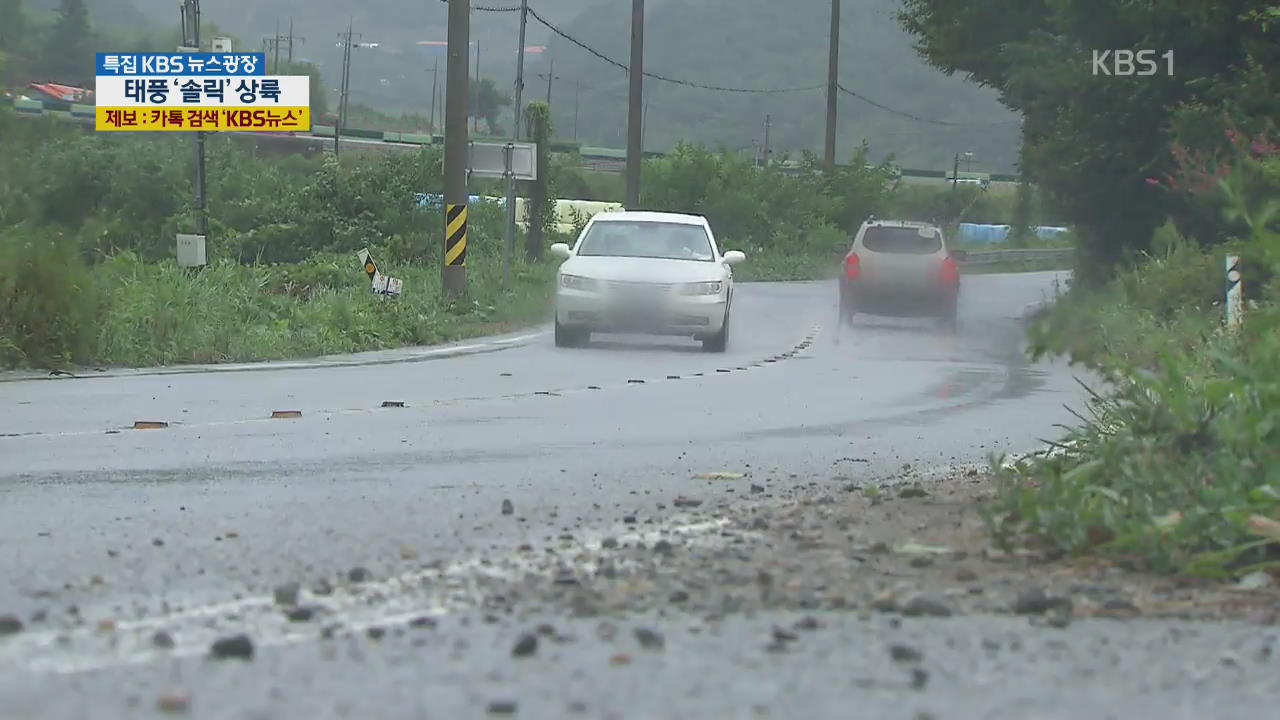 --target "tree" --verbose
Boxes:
[523,101,553,260]
[898,0,1279,285]
[0,0,24,52]
[45,0,92,86]
[473,77,511,136]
